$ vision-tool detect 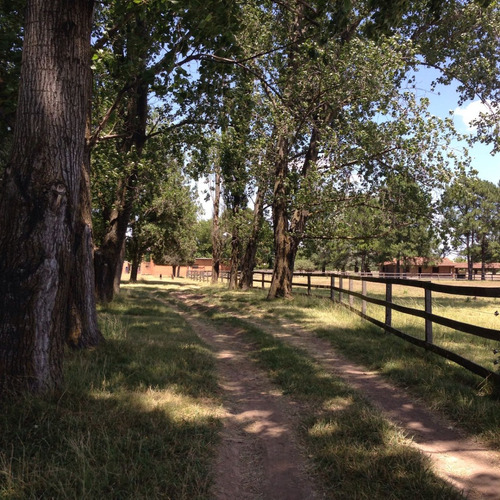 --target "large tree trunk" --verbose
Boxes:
[239,183,265,290]
[0,0,94,394]
[94,175,135,302]
[211,168,222,283]
[94,20,149,302]
[268,125,319,299]
[129,235,142,283]
[68,141,103,349]
[268,134,295,299]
